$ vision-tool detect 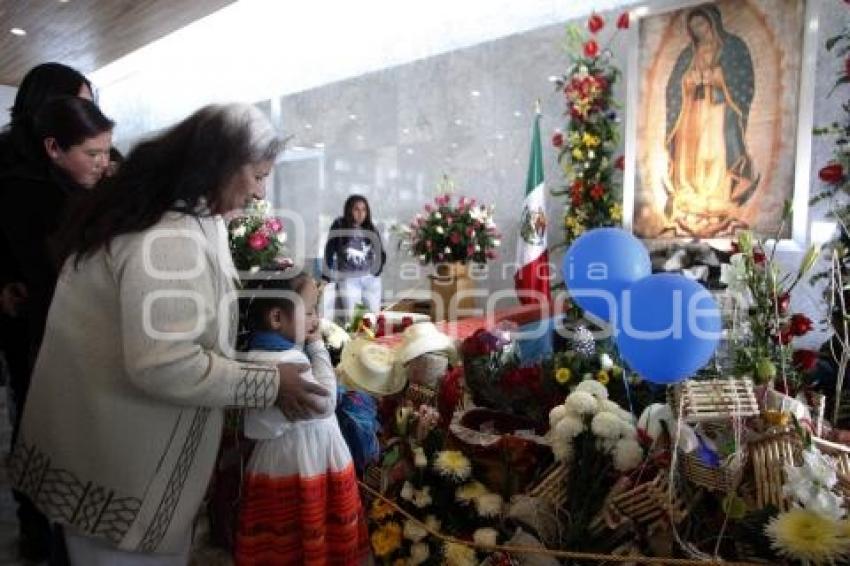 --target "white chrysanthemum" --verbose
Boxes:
[435,226,444,235]
[410,542,430,565]
[575,379,608,400]
[596,437,619,453]
[552,439,575,463]
[413,446,428,468]
[564,391,599,415]
[434,212,442,220]
[473,527,499,547]
[599,353,614,369]
[276,232,287,244]
[419,254,427,262]
[413,486,432,508]
[444,246,452,254]
[620,421,638,440]
[404,519,428,542]
[597,399,634,424]
[549,405,568,429]
[231,225,247,238]
[249,265,261,274]
[591,412,623,439]
[475,493,503,517]
[613,439,644,472]
[554,414,584,440]
[400,481,414,501]
[455,481,488,503]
